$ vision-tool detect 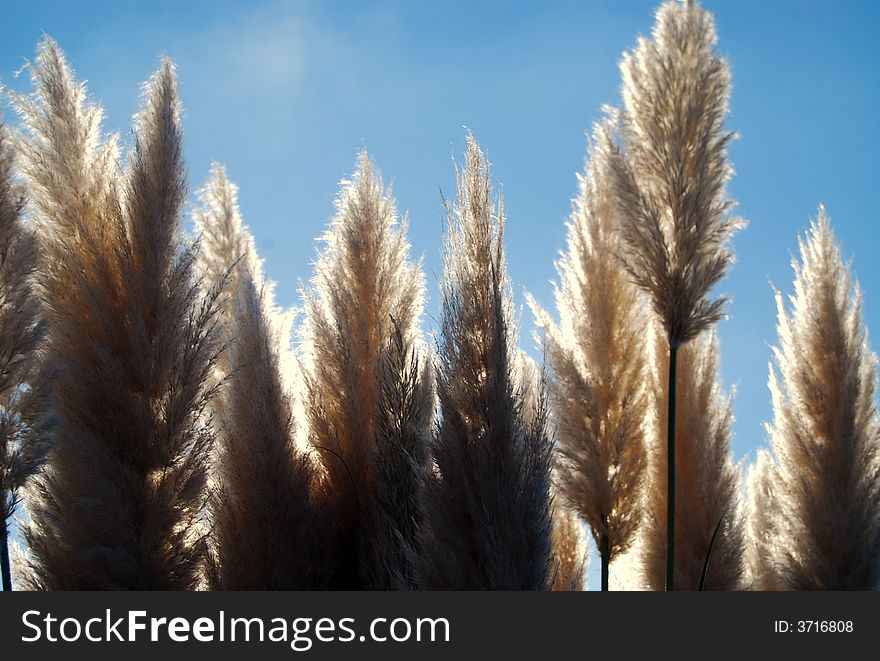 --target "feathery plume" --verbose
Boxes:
[194,164,252,370]
[760,208,880,589]
[17,41,220,589]
[609,0,744,589]
[422,133,553,589]
[194,162,261,294]
[193,163,270,367]
[192,164,297,424]
[641,326,744,590]
[0,117,51,590]
[12,40,118,244]
[529,119,648,591]
[610,0,743,347]
[212,264,331,588]
[550,499,588,591]
[519,354,585,591]
[300,151,428,588]
[744,449,785,590]
[193,165,324,588]
[360,321,433,589]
